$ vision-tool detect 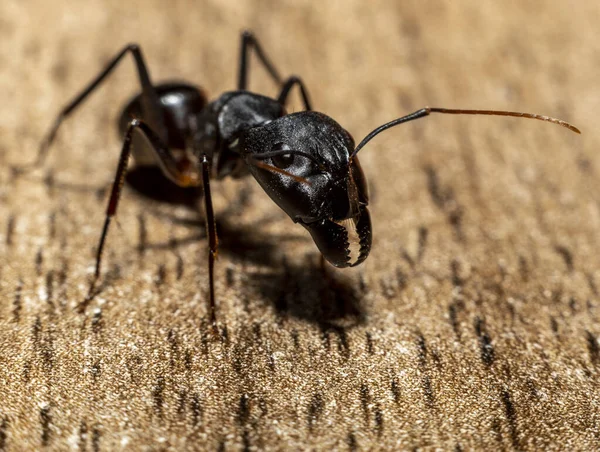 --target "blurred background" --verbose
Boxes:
[0,1,598,450]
